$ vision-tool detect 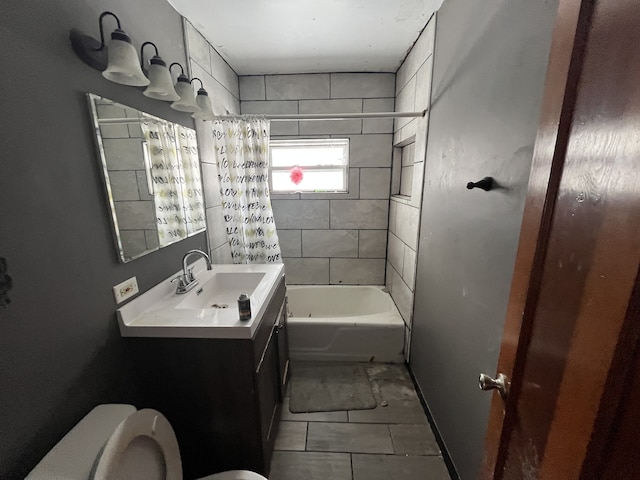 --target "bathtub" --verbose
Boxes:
[286,285,405,363]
